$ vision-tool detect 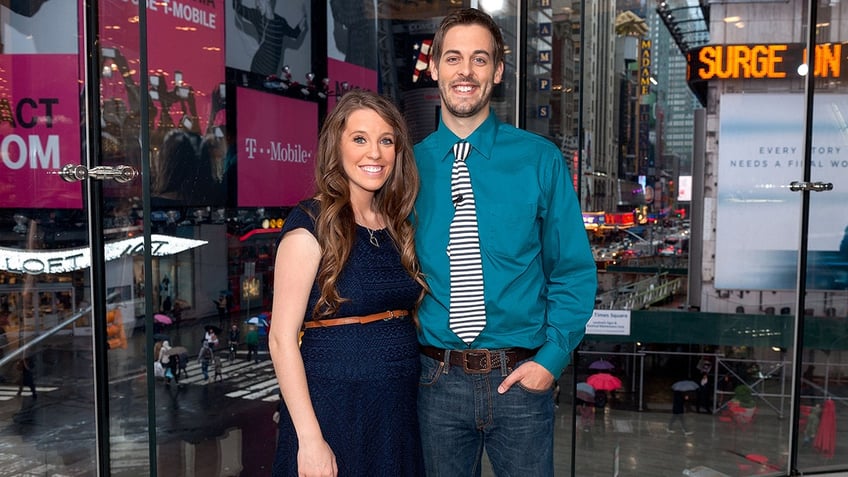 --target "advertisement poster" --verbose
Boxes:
[100,0,226,207]
[0,2,81,208]
[226,0,311,79]
[327,58,377,110]
[0,54,82,208]
[327,0,377,70]
[715,93,848,290]
[236,87,317,207]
